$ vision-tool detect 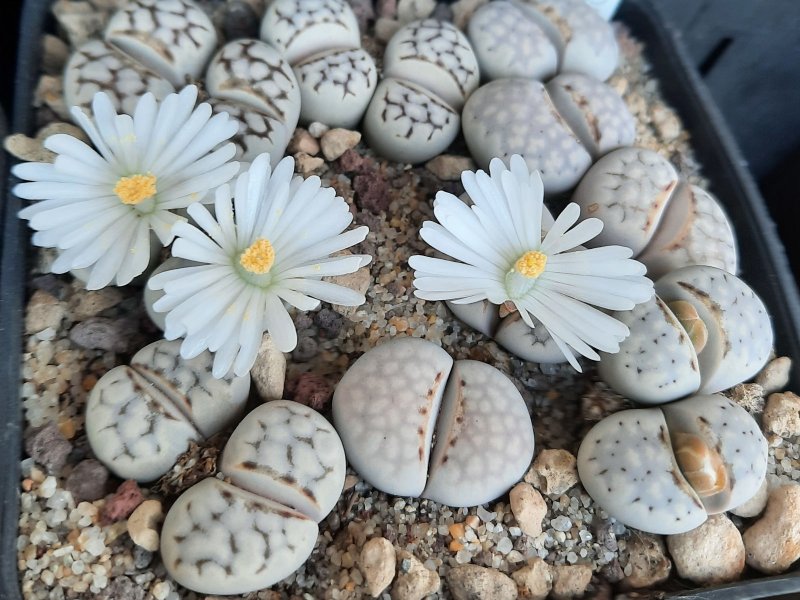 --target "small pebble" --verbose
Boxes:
[308,122,330,138]
[550,564,592,600]
[315,308,345,338]
[288,128,321,156]
[527,449,578,496]
[127,499,164,552]
[102,480,144,523]
[392,549,440,600]
[667,514,745,584]
[763,392,800,438]
[509,482,547,538]
[65,459,109,502]
[731,476,769,518]
[321,128,362,161]
[511,557,552,600]
[250,334,286,401]
[743,484,800,574]
[292,335,319,362]
[69,317,137,353]
[551,516,572,532]
[287,372,333,411]
[446,564,517,600]
[24,423,72,474]
[295,152,326,176]
[223,0,259,39]
[425,155,475,181]
[354,169,391,213]
[24,290,65,334]
[756,357,792,394]
[359,537,396,597]
[620,534,671,589]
